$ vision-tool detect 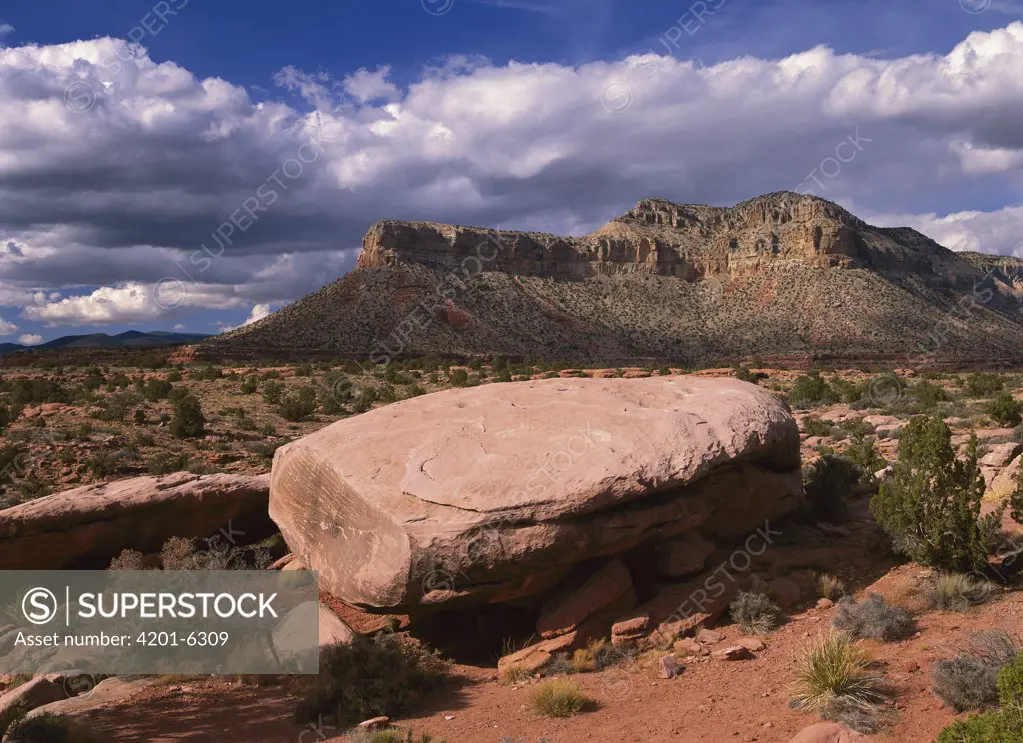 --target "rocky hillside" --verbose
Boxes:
[207,192,1023,365]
